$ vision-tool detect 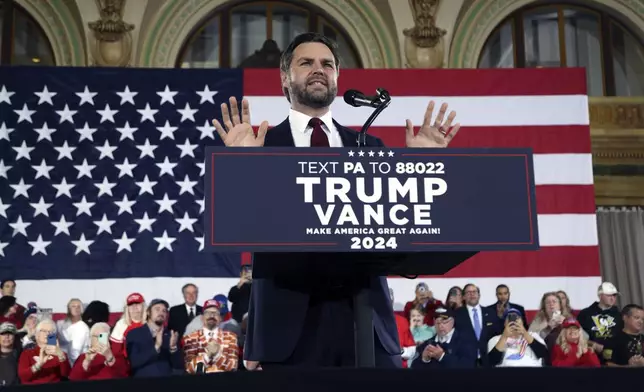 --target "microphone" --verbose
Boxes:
[344,89,381,108]
[344,88,392,146]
